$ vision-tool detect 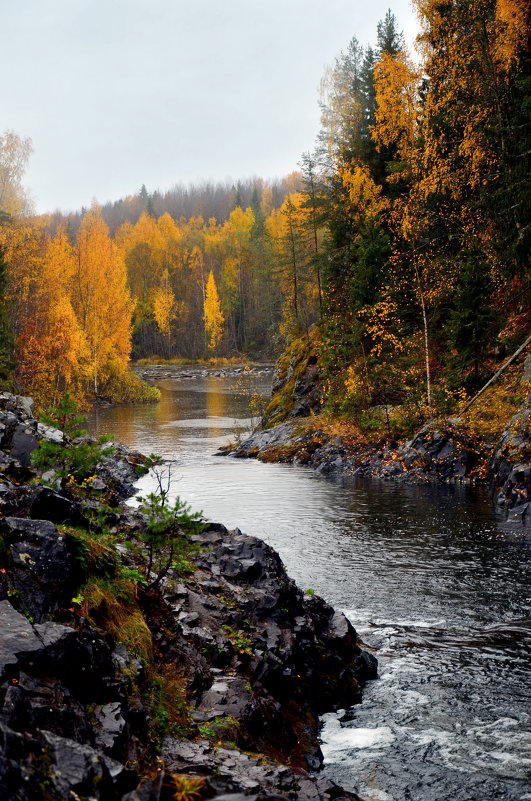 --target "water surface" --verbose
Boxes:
[88,370,531,801]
